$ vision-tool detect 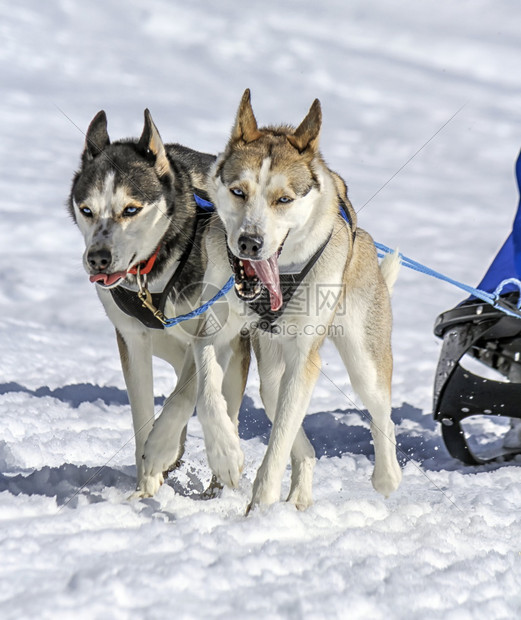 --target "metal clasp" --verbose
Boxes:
[136,267,168,325]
